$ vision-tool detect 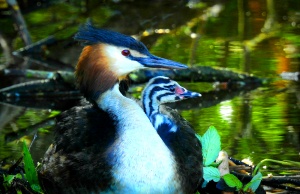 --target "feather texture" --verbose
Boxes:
[141,76,203,193]
[74,21,149,55]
